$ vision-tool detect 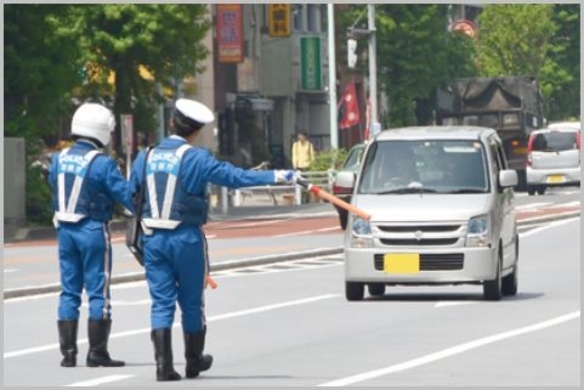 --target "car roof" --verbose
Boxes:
[373,126,497,141]
[547,121,581,131]
[531,126,580,135]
